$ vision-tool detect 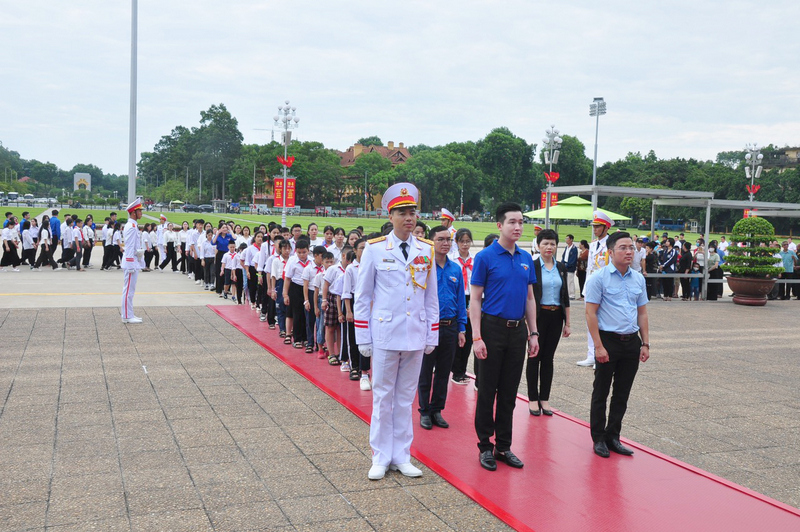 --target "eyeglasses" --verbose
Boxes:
[613,246,636,252]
